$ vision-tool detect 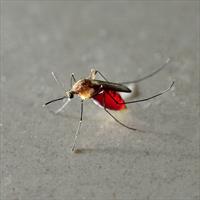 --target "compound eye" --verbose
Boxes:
[69,92,74,99]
